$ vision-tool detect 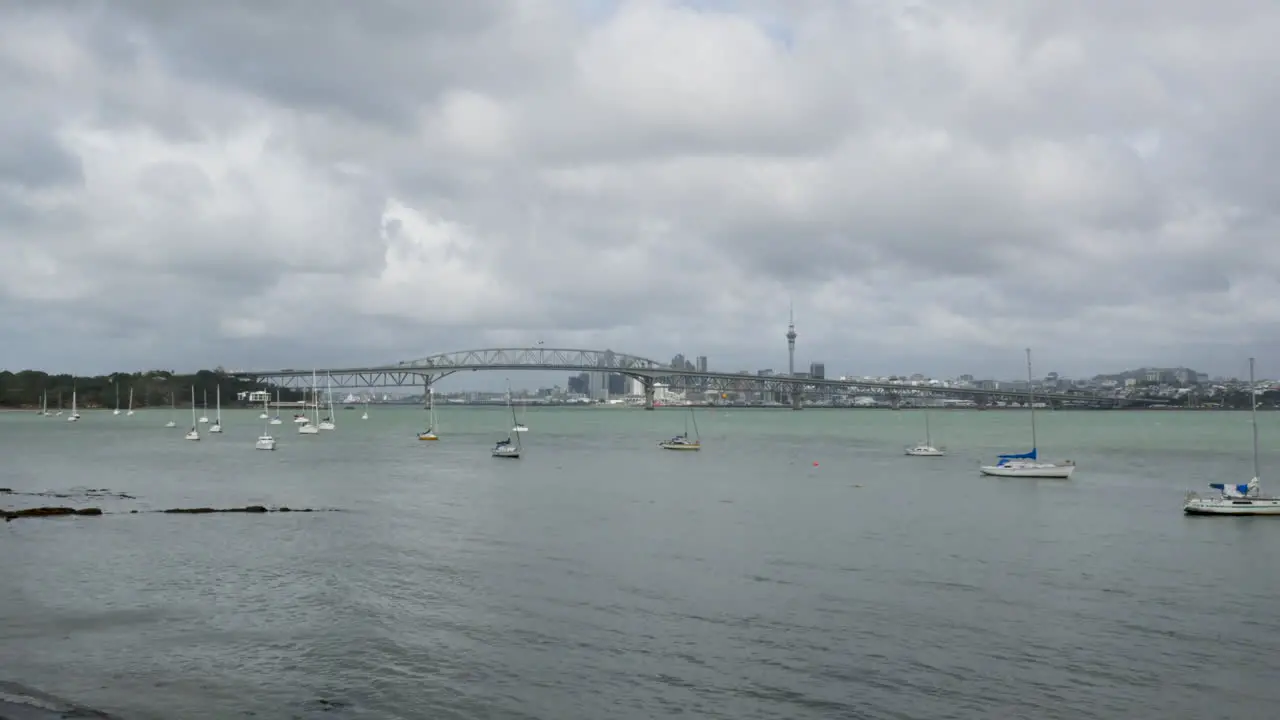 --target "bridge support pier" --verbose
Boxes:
[791,383,802,410]
[643,378,655,410]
